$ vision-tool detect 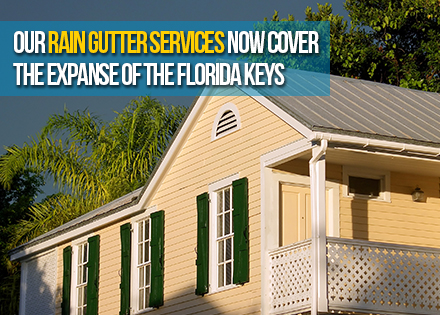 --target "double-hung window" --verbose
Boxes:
[136,218,151,311]
[196,175,249,296]
[215,186,234,288]
[61,235,100,315]
[119,209,164,315]
[76,242,88,315]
